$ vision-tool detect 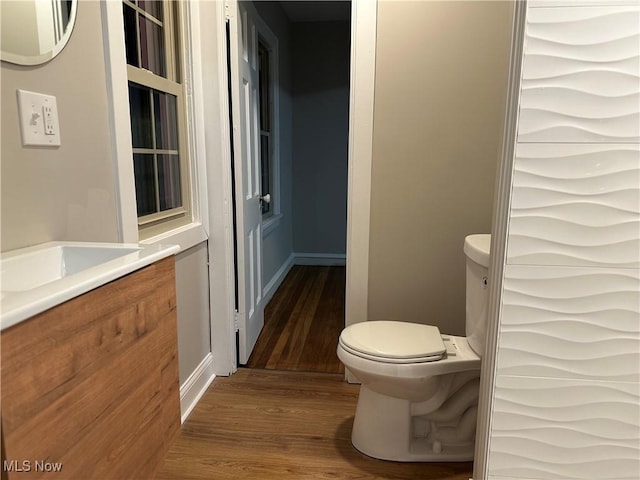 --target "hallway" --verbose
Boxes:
[247,265,345,373]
